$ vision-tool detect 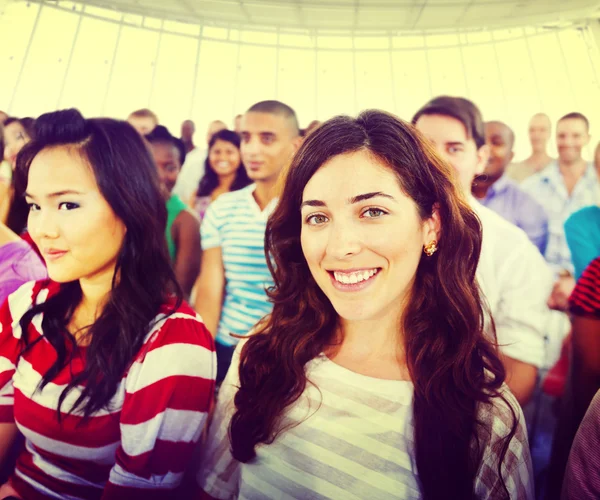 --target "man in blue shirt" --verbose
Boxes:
[472,121,549,254]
